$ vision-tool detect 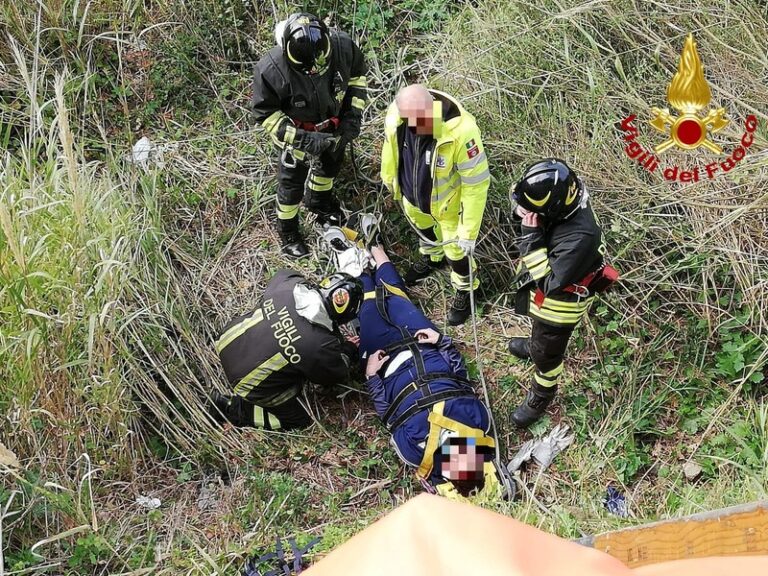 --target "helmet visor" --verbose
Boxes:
[287,26,330,74]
